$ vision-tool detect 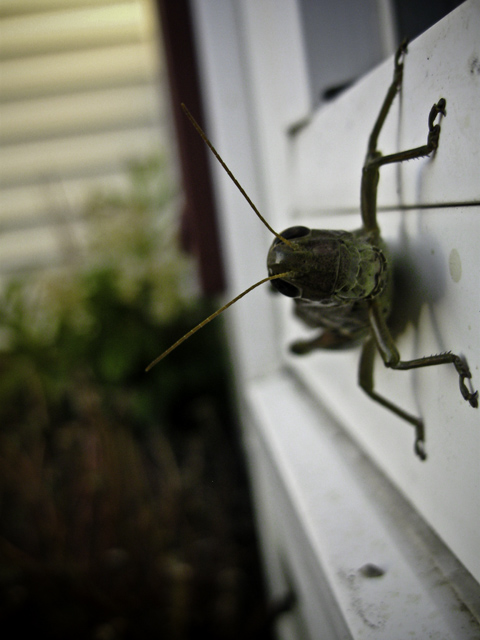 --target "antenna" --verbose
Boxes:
[146,104,297,371]
[145,271,292,371]
[181,104,294,249]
